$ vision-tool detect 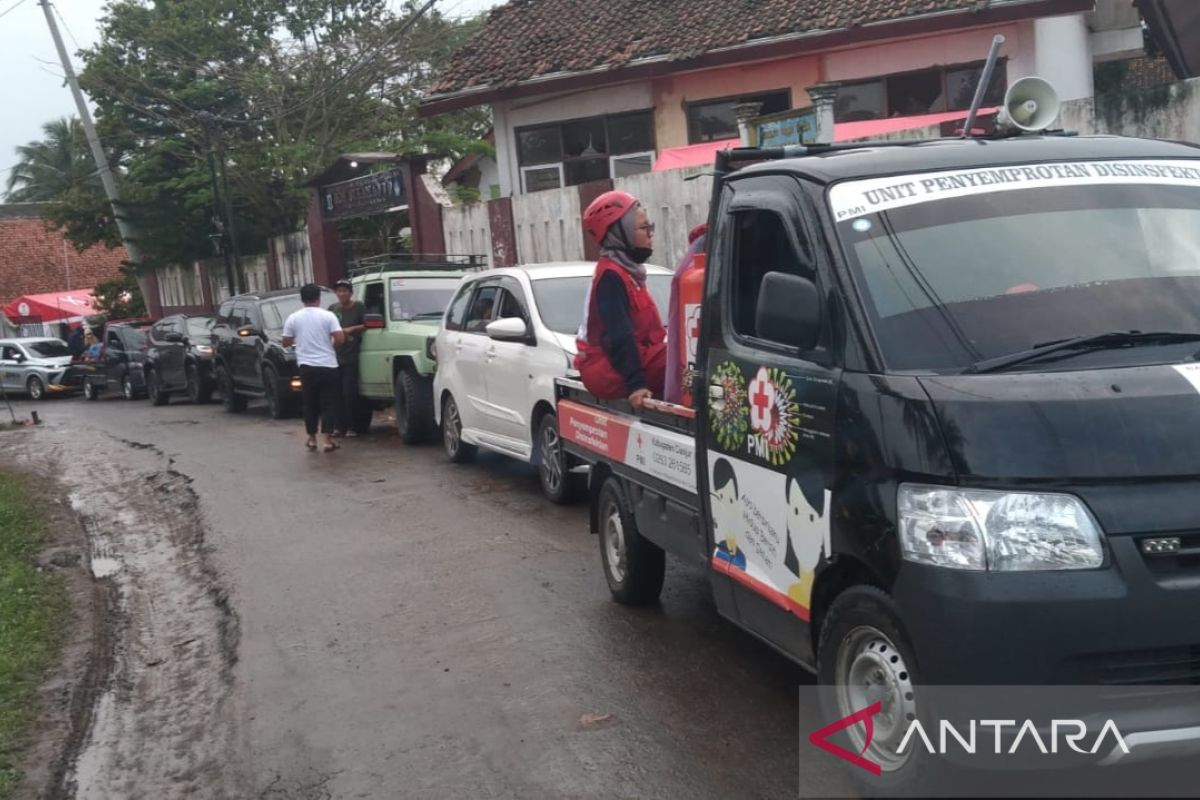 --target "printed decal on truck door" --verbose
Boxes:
[706,359,834,616]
